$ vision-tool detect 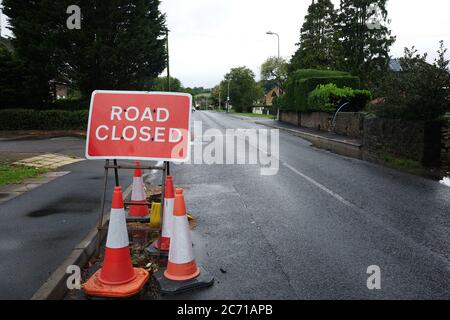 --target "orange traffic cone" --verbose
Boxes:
[83,187,149,298]
[128,162,149,218]
[153,176,175,251]
[164,188,200,281]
